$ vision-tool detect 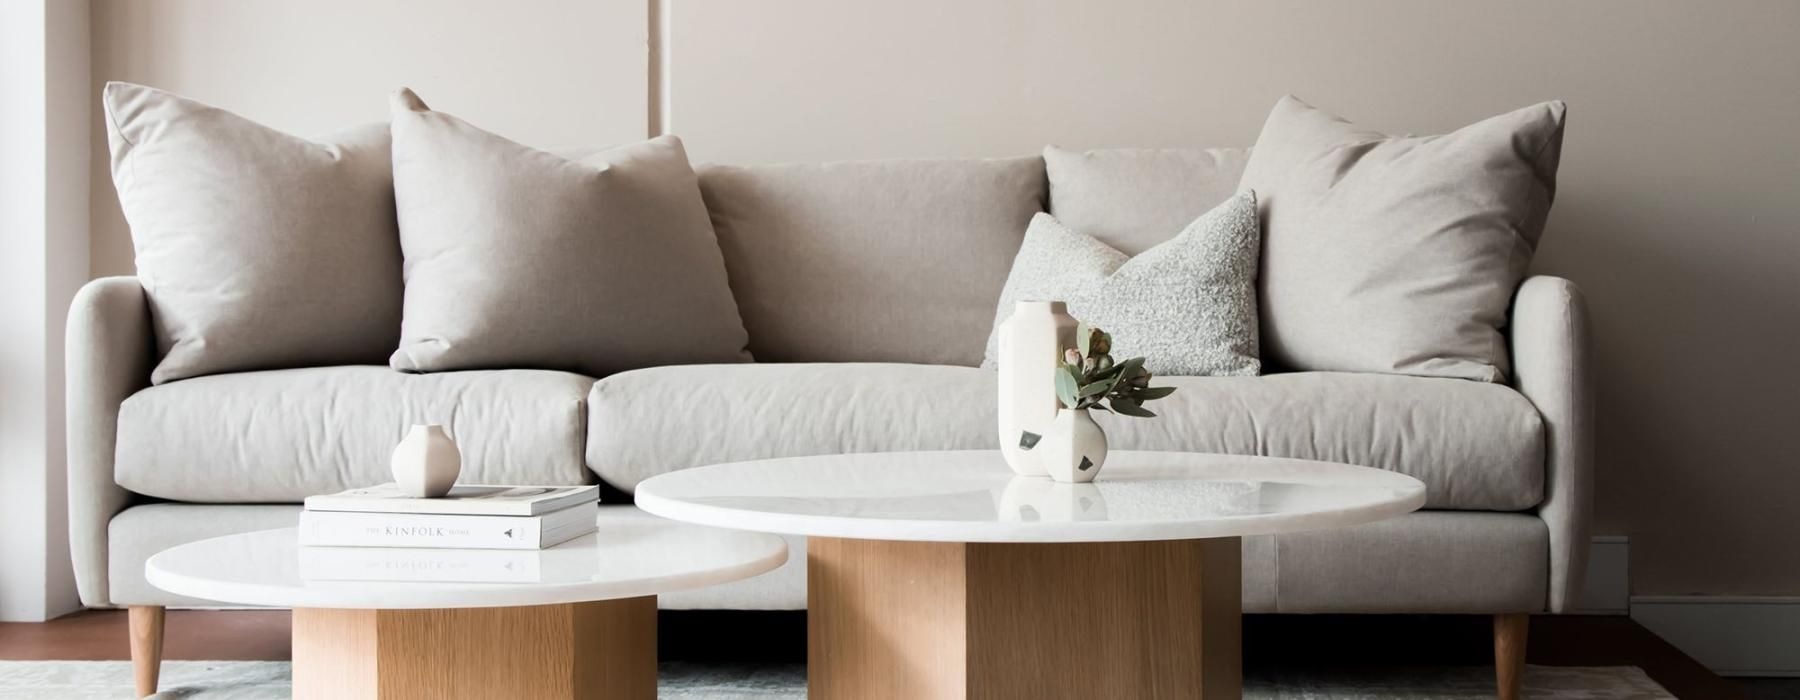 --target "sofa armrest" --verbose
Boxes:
[66,276,154,607]
[1509,275,1595,613]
